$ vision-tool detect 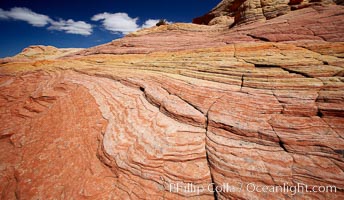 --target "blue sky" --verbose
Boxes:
[0,0,217,58]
